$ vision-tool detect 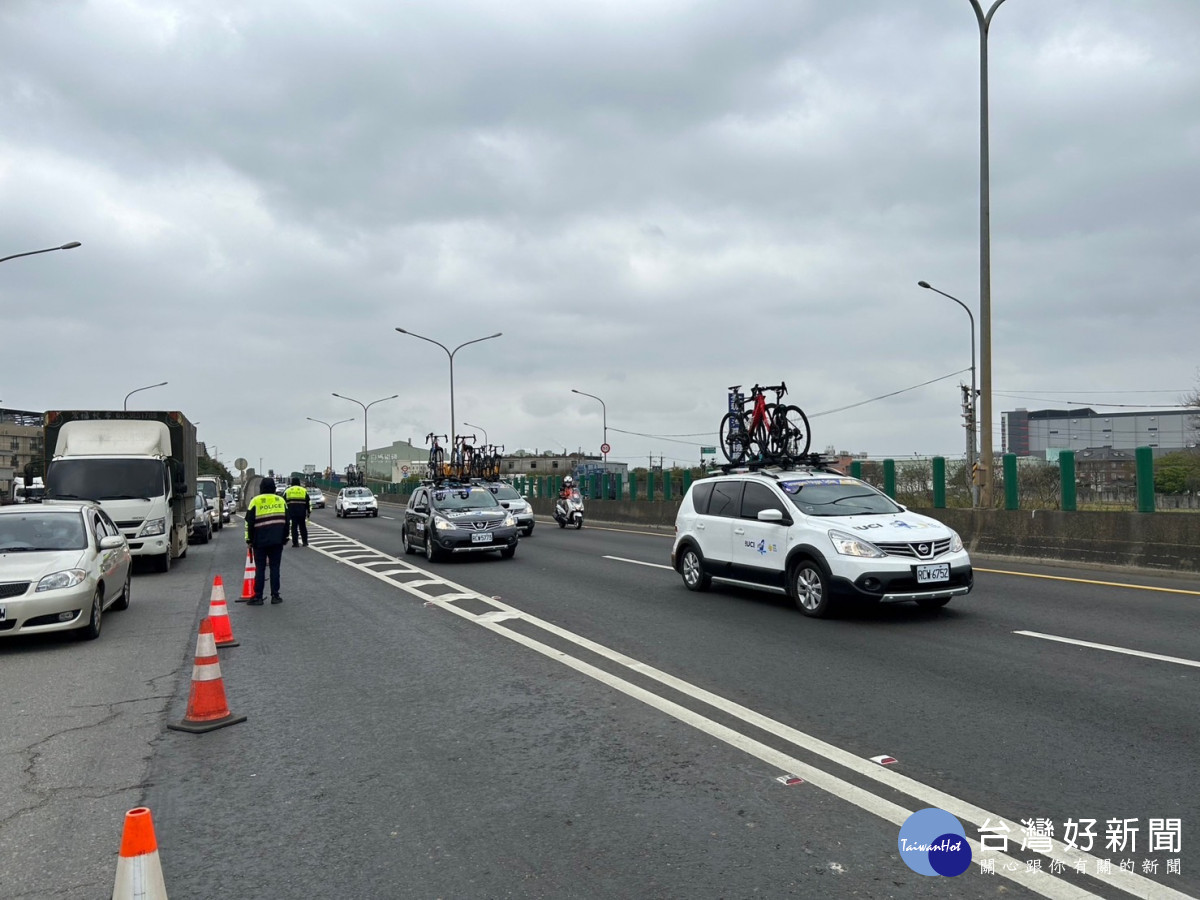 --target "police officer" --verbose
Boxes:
[284,476,311,547]
[244,477,290,605]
